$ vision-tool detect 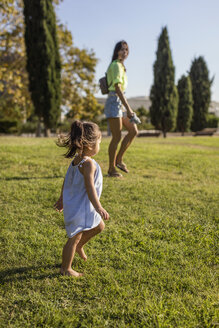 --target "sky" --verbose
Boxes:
[55,0,219,101]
